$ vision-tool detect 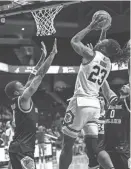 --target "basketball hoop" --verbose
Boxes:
[31,5,63,36]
